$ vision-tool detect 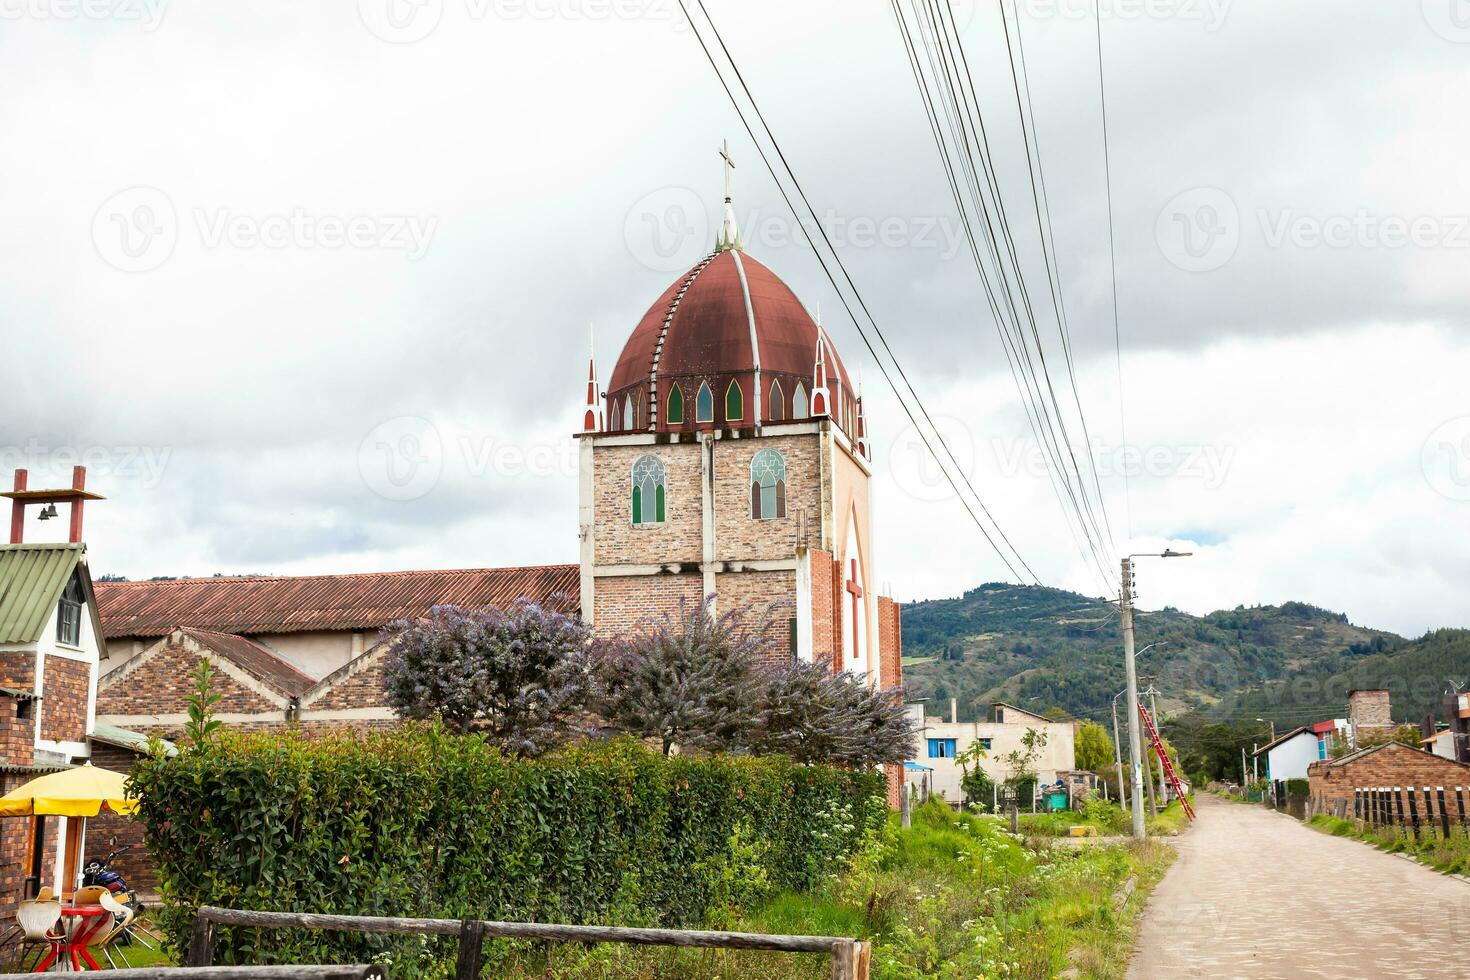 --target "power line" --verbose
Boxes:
[674,0,1041,585]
